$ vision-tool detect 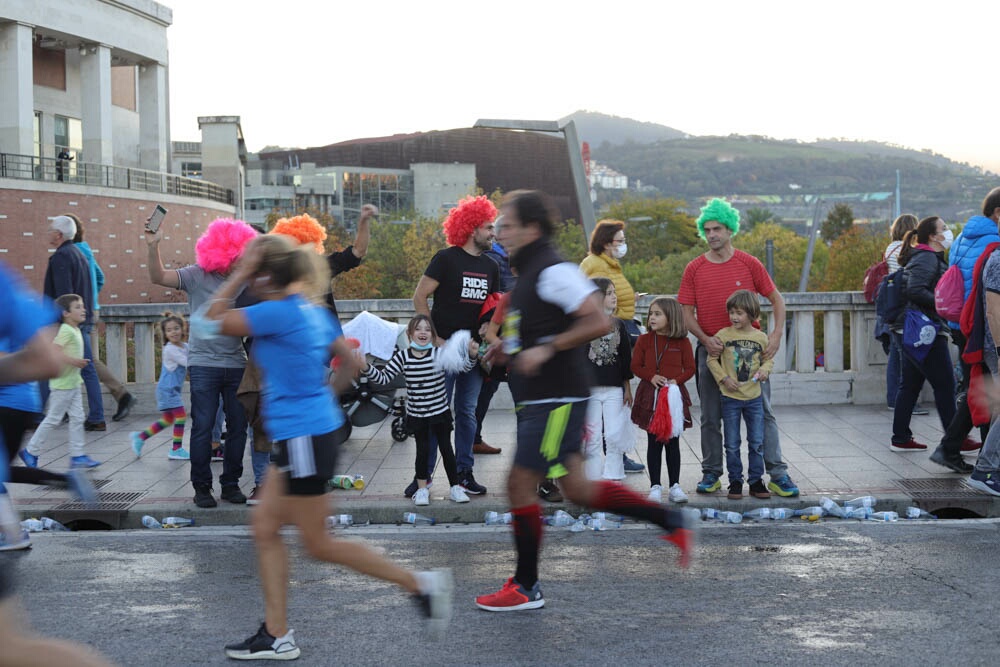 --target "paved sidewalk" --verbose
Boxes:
[8,403,992,527]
